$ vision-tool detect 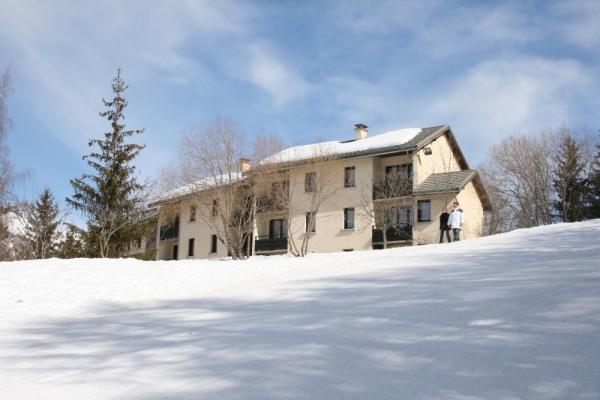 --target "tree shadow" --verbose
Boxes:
[4,222,600,399]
